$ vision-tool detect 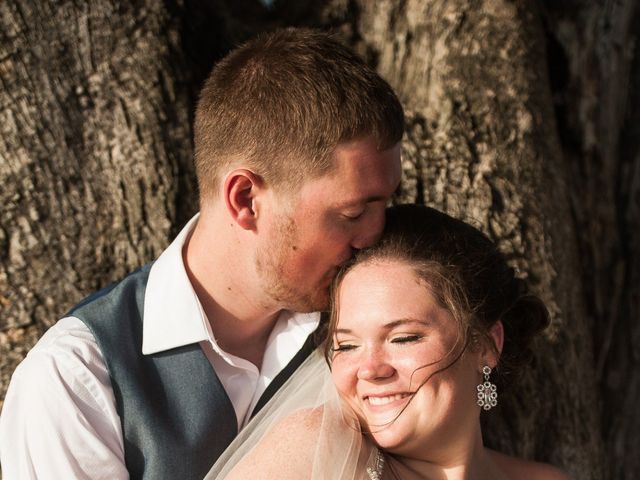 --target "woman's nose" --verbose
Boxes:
[356,348,395,381]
